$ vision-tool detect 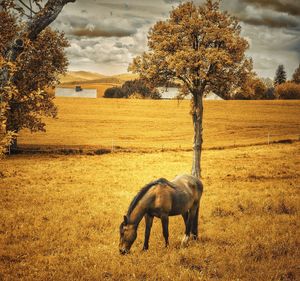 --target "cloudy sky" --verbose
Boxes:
[52,0,300,79]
